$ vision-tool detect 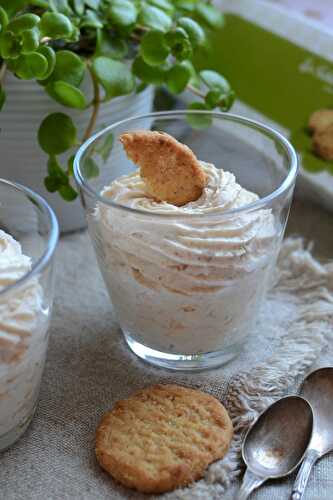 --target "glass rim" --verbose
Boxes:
[74,110,299,219]
[0,178,59,298]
